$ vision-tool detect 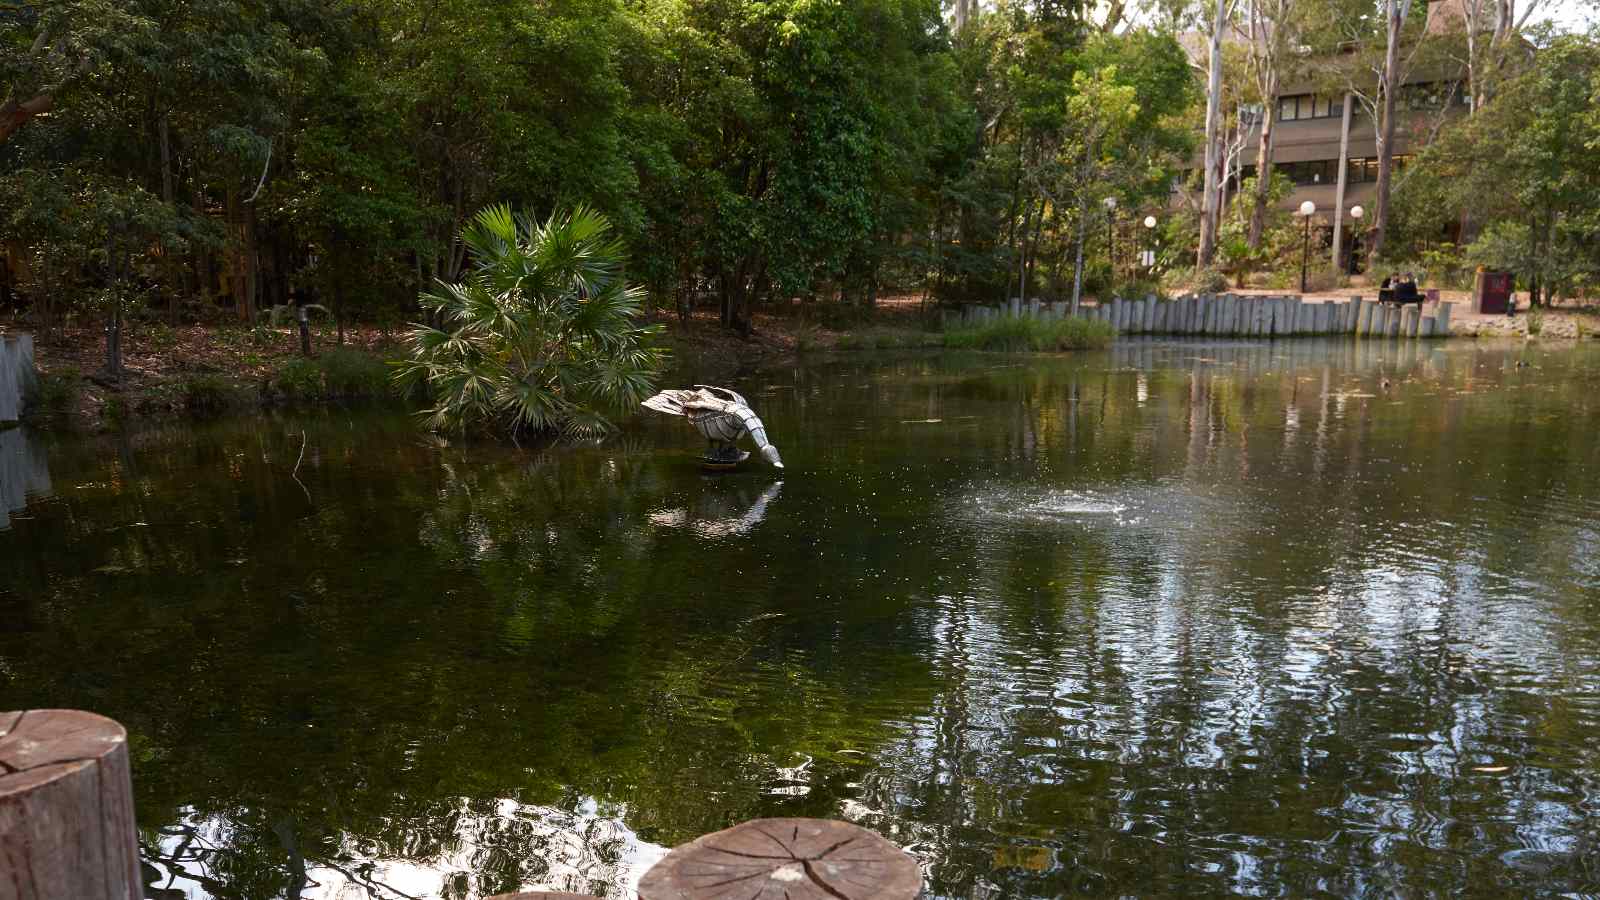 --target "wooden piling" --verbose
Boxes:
[1435,302,1452,337]
[1,710,142,900]
[639,818,922,900]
